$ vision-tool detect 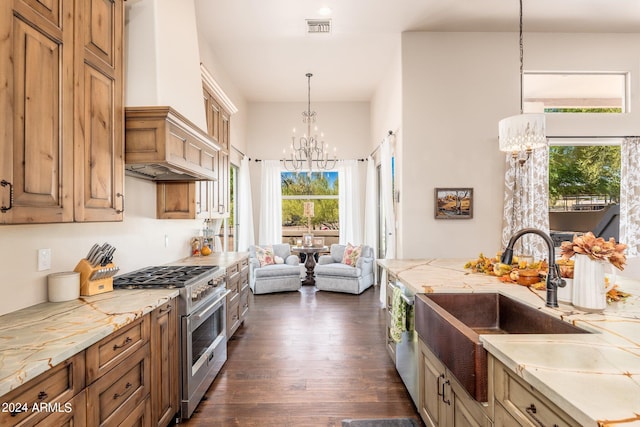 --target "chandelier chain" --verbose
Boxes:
[282,73,337,172]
